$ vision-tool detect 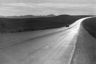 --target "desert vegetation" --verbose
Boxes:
[0,14,90,33]
[82,17,96,38]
